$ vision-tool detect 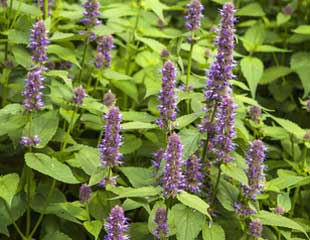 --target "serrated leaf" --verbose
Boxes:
[292,25,310,35]
[119,167,155,187]
[143,0,168,22]
[42,231,72,240]
[202,222,225,240]
[135,35,166,54]
[25,153,80,184]
[75,146,100,175]
[0,174,20,207]
[109,186,161,199]
[240,57,264,98]
[221,164,248,186]
[121,122,157,130]
[236,3,265,17]
[83,220,103,239]
[177,191,211,219]
[179,128,201,160]
[47,44,80,67]
[171,204,205,240]
[260,66,292,85]
[175,114,198,129]
[290,52,310,96]
[12,1,41,16]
